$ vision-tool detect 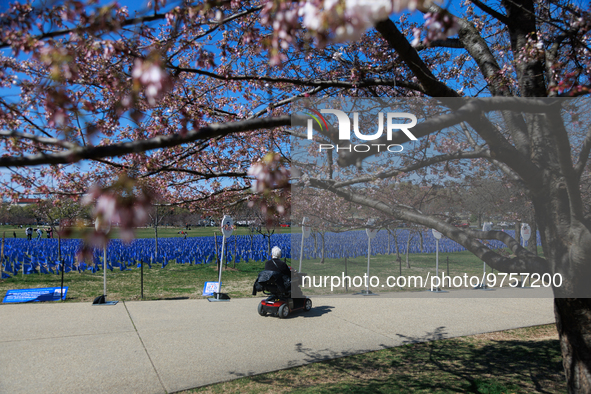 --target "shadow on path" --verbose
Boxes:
[226,327,565,394]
